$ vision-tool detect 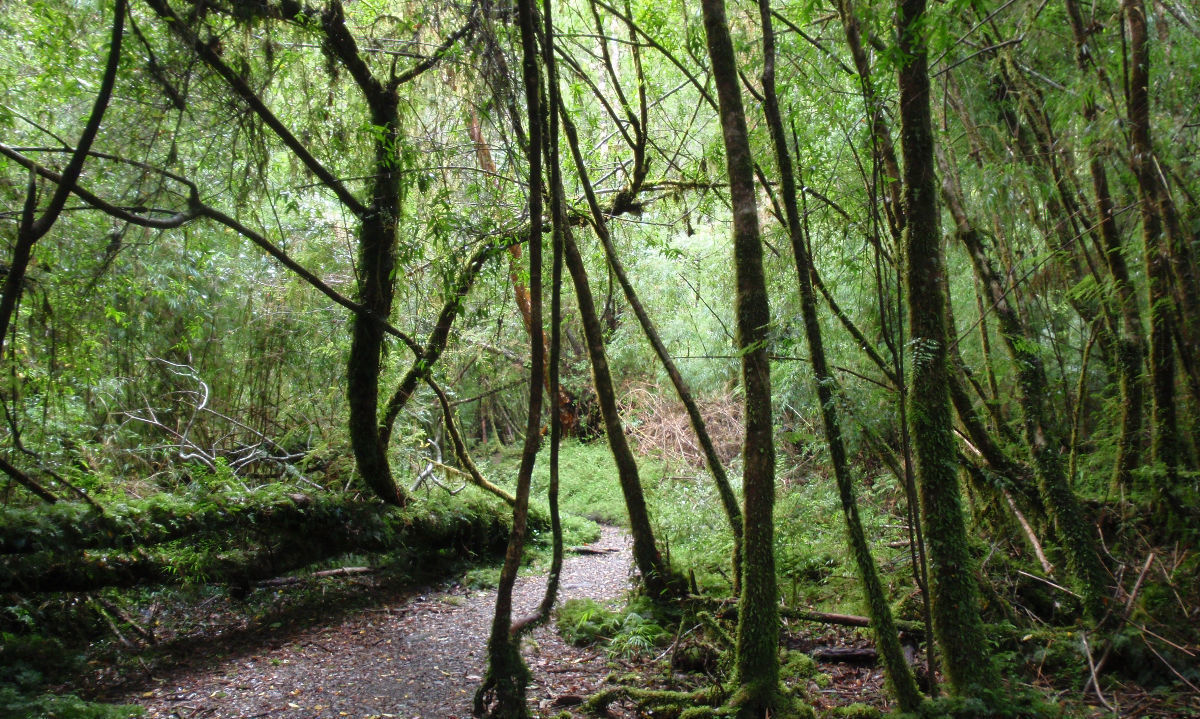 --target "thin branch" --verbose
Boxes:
[143,0,368,216]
